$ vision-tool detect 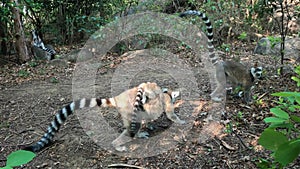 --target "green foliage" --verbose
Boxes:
[238,32,247,41]
[291,66,300,87]
[17,70,30,77]
[250,0,274,19]
[224,123,233,133]
[268,36,282,48]
[28,61,38,67]
[232,86,242,95]
[77,15,105,34]
[237,111,243,119]
[220,43,230,53]
[179,42,192,50]
[50,77,59,83]
[260,128,288,151]
[0,121,10,129]
[0,150,36,169]
[258,68,300,167]
[253,94,264,105]
[257,158,277,169]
